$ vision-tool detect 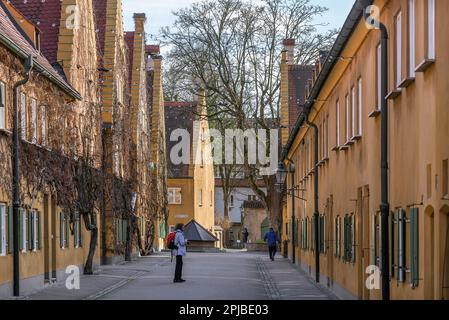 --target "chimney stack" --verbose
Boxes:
[283,39,296,64]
